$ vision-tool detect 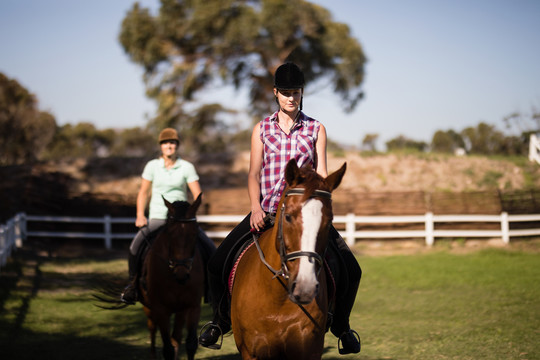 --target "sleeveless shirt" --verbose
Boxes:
[259,111,320,213]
